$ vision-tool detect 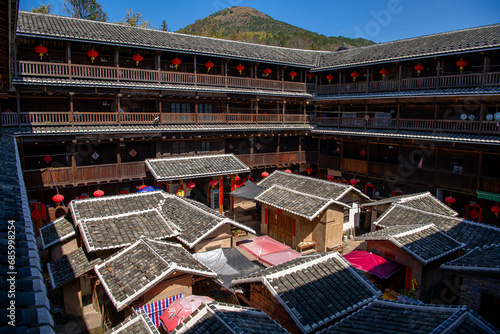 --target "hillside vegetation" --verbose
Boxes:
[177,7,374,51]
